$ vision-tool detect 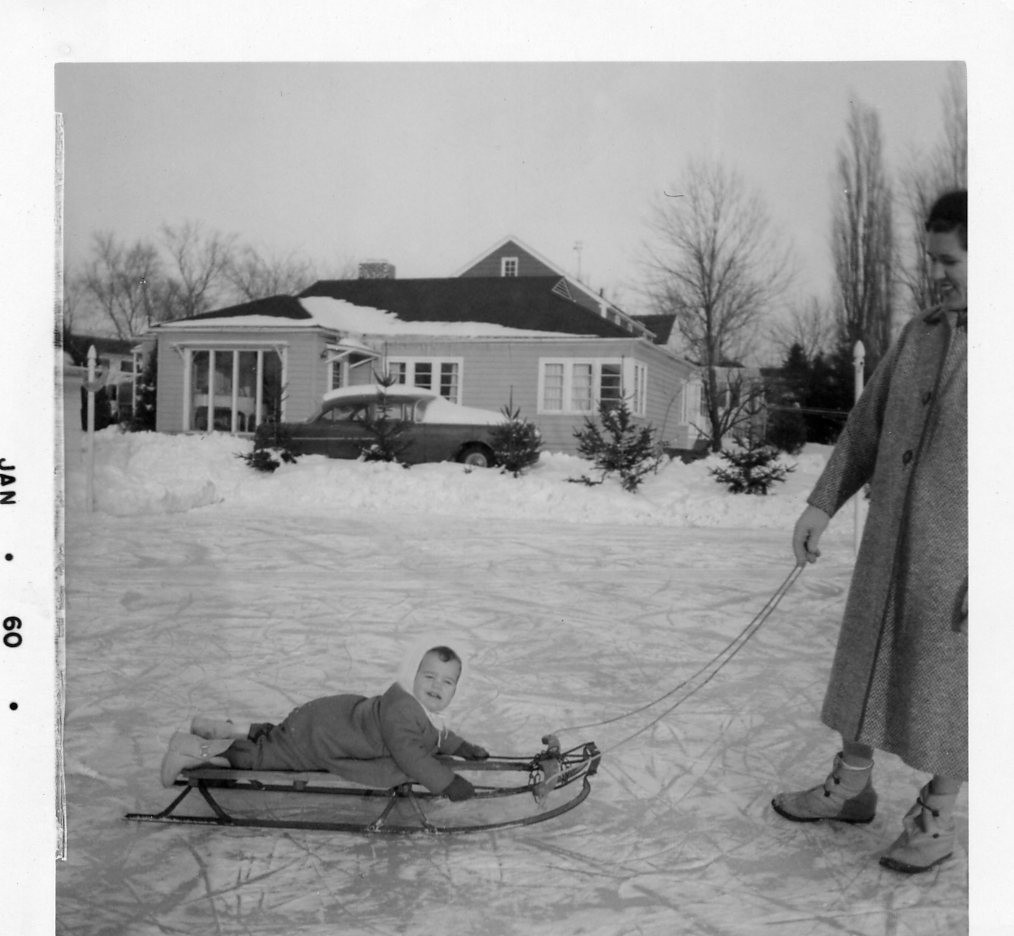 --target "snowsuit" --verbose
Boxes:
[809,307,967,779]
[224,682,465,793]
